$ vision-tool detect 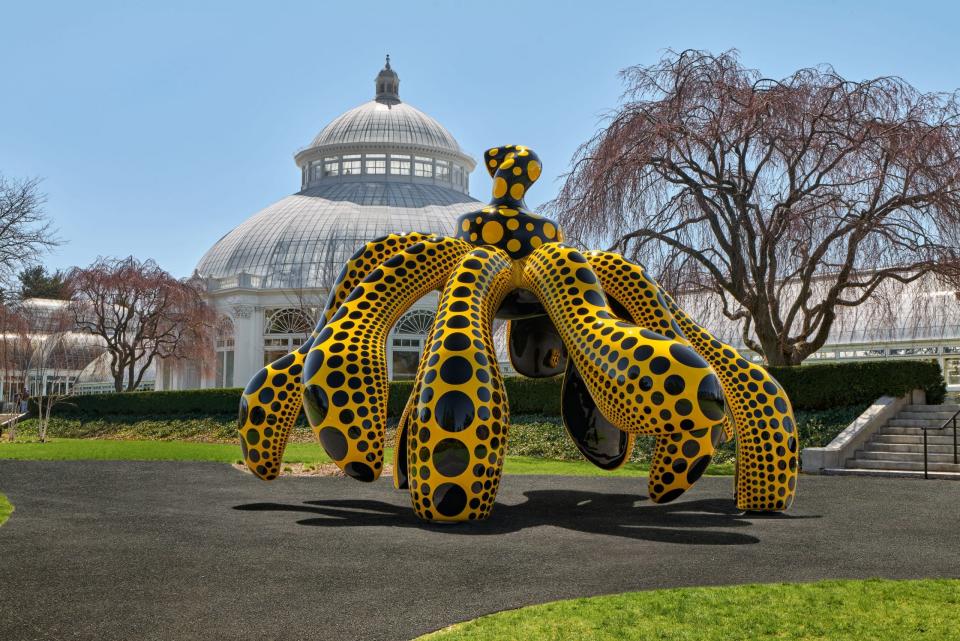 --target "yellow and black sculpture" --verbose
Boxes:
[238,145,799,522]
